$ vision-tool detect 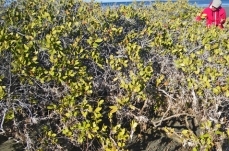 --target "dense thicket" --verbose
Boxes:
[0,0,229,150]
